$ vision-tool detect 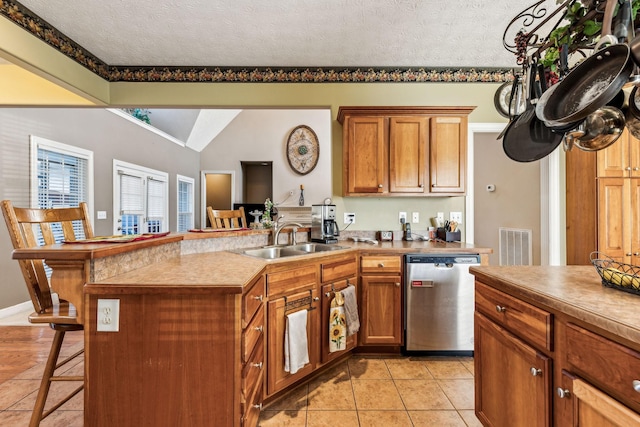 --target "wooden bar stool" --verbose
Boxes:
[1,200,92,427]
[207,206,247,229]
